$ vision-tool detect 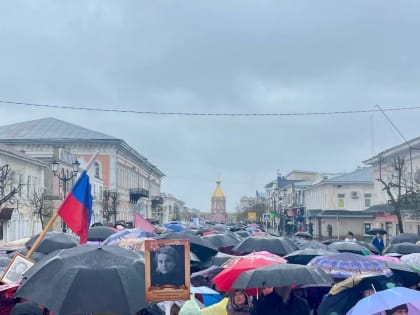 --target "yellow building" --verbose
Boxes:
[211,179,226,217]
